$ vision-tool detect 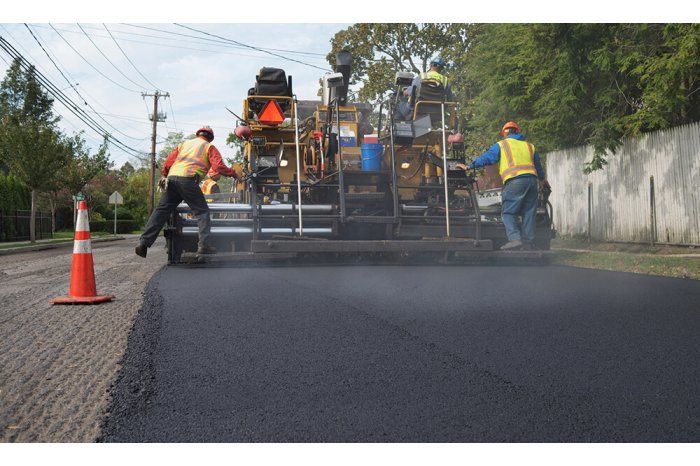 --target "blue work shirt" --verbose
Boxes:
[468,133,545,180]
